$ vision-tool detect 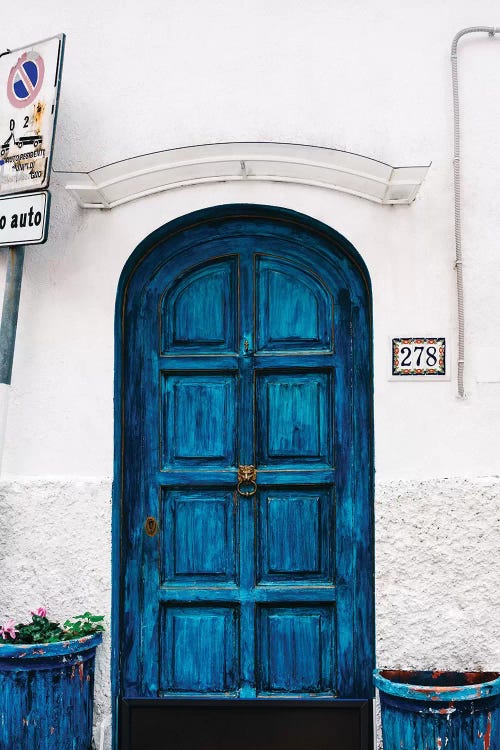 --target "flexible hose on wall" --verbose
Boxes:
[451,26,498,398]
